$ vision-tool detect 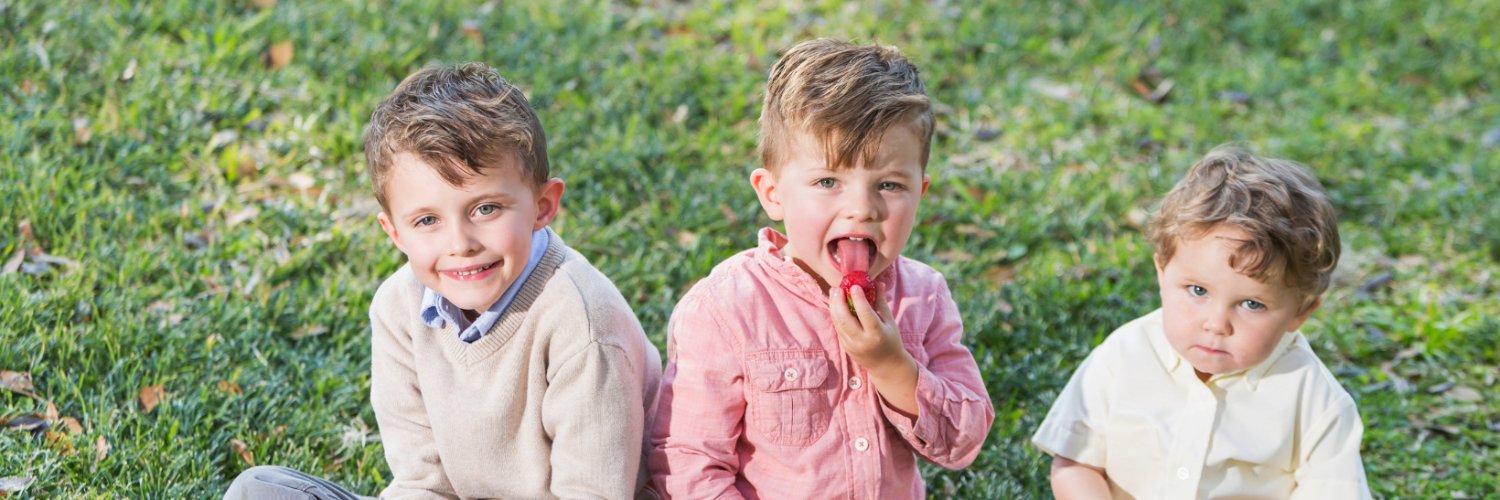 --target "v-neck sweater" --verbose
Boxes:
[369,236,662,499]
